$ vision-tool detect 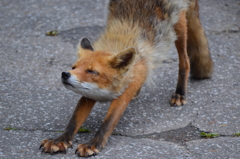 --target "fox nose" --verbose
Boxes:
[62,72,71,80]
